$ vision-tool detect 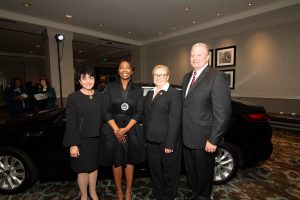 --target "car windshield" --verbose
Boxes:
[232,98,261,107]
[37,108,64,120]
